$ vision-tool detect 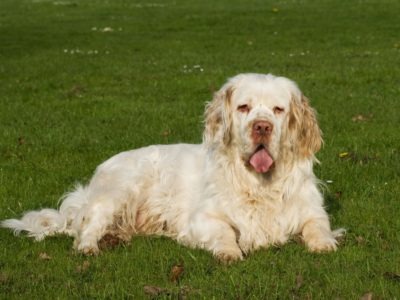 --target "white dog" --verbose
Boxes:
[2,73,343,262]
